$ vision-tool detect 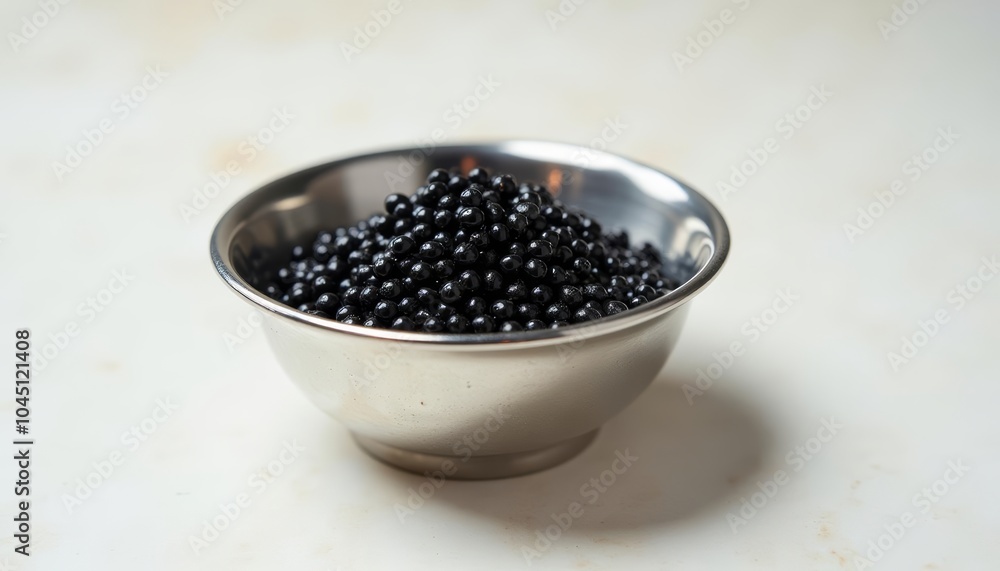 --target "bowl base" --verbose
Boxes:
[352,430,599,480]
